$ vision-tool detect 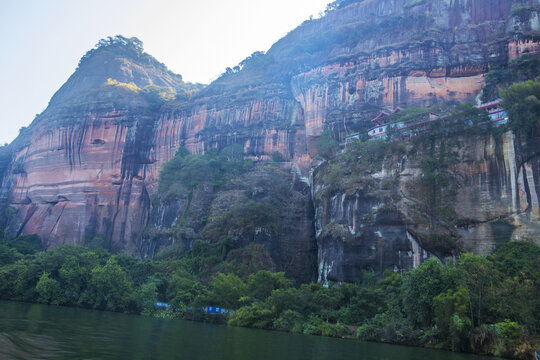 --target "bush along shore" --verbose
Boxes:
[0,234,538,359]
